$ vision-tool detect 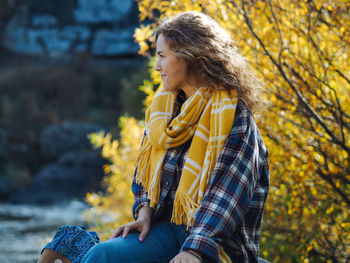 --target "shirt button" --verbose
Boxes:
[165,181,169,186]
